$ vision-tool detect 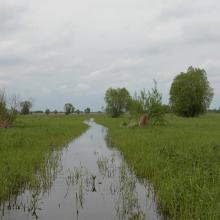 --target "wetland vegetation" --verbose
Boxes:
[94,113,220,219]
[0,115,88,203]
[0,119,160,220]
